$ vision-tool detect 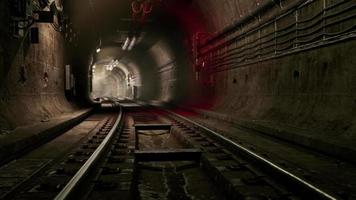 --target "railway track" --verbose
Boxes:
[0,103,340,200]
[0,105,121,200]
